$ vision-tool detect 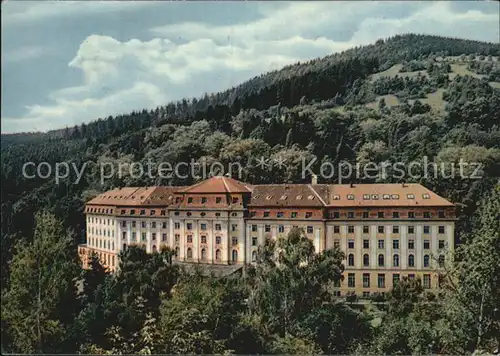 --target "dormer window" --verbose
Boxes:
[363,194,370,200]
[372,194,379,200]
[347,194,355,200]
[130,210,135,215]
[253,195,260,200]
[232,197,239,204]
[280,195,287,200]
[383,194,390,200]
[266,195,273,200]
[391,194,399,199]
[407,194,415,199]
[422,194,430,199]
[201,197,207,204]
[140,209,145,215]
[308,195,315,200]
[216,197,222,203]
[150,210,156,216]
[187,197,193,203]
[296,195,302,200]
[333,195,340,200]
